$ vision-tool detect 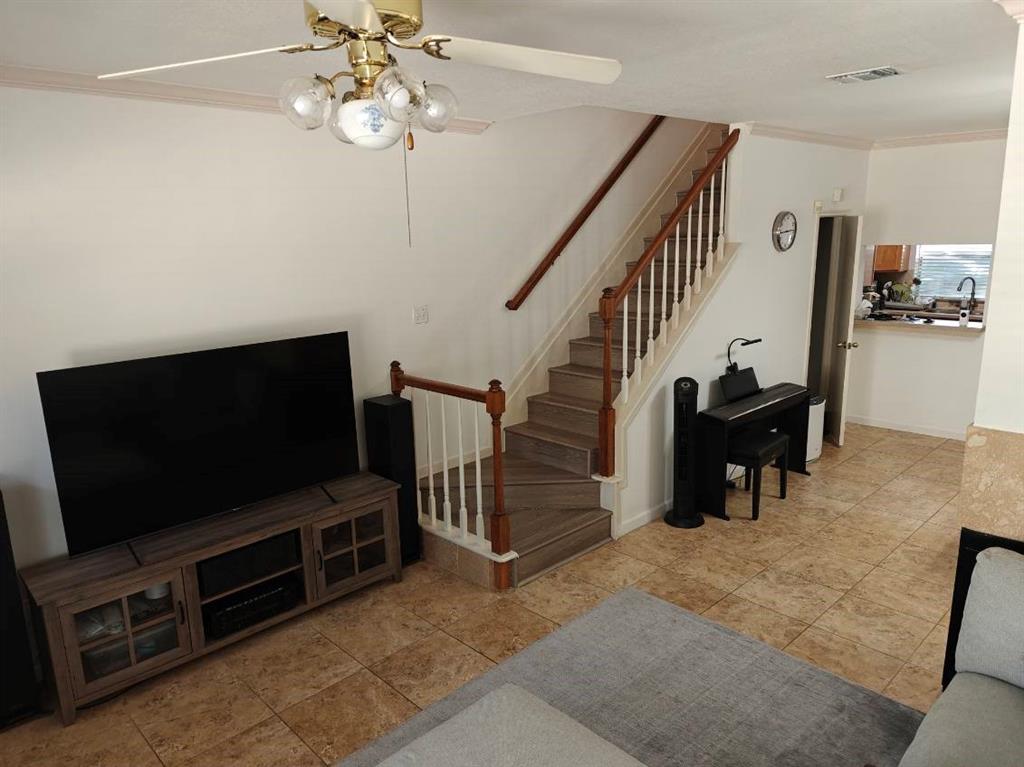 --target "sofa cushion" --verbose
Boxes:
[898,672,1024,767]
[955,546,1024,688]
